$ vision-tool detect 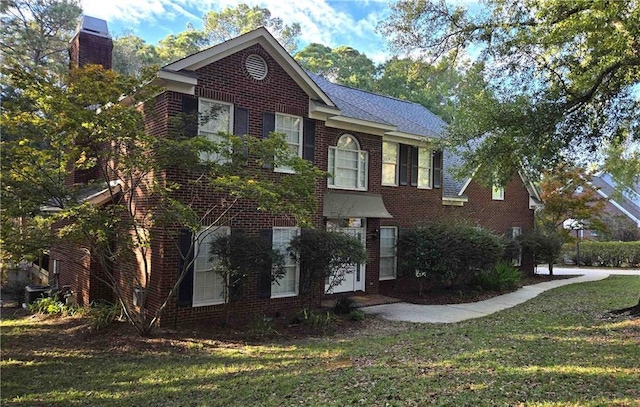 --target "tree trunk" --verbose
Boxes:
[548,262,554,276]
